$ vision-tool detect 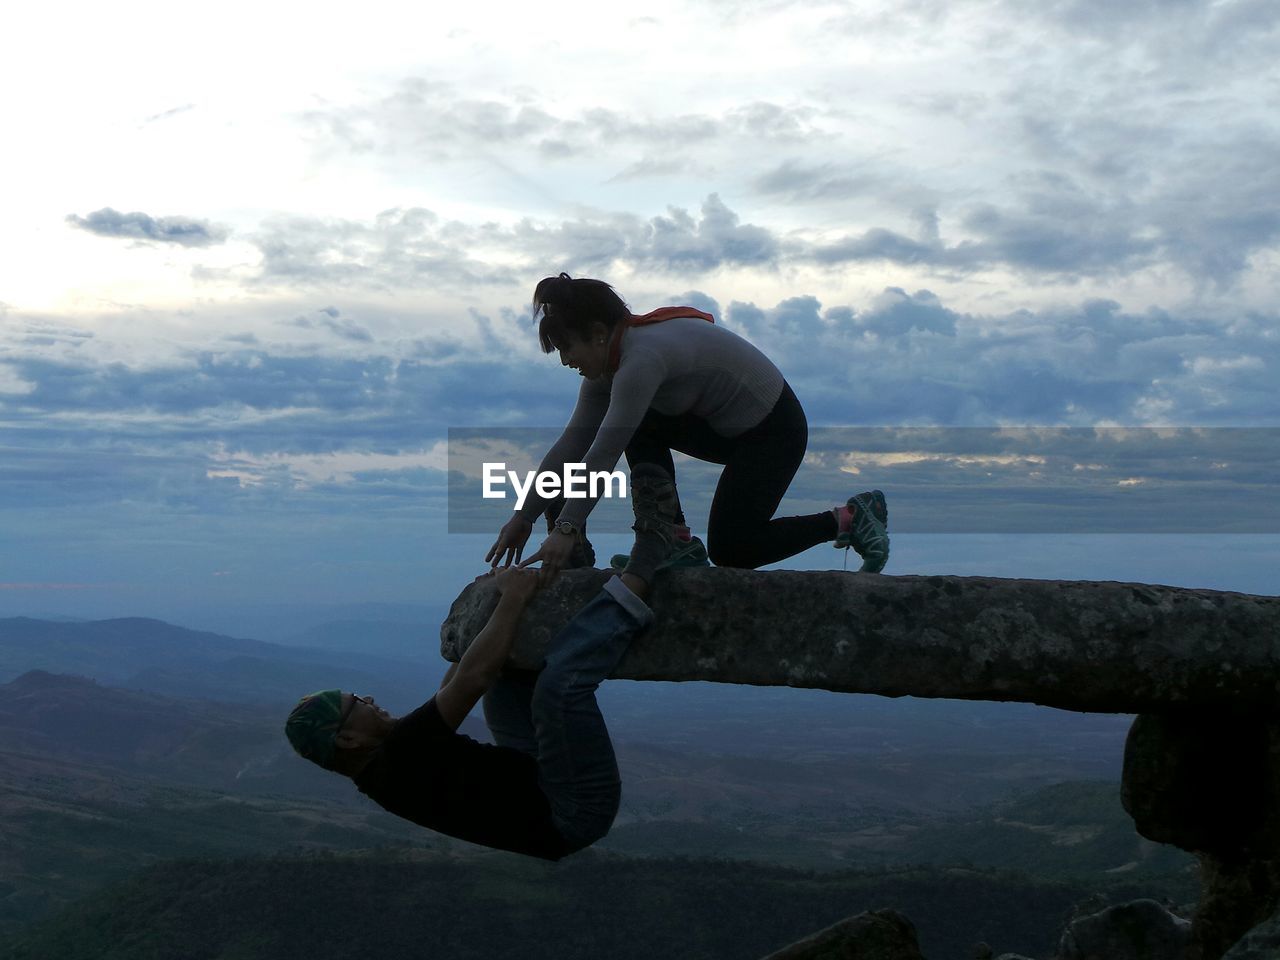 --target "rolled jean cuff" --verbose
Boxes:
[603,575,655,628]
